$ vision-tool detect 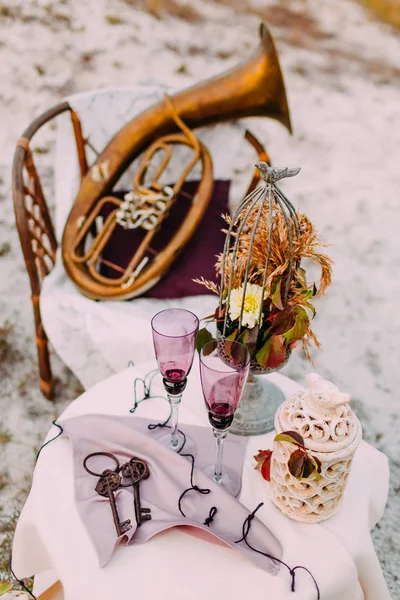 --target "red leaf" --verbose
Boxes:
[261,455,272,481]
[269,307,296,335]
[214,305,226,321]
[288,448,306,479]
[254,449,273,482]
